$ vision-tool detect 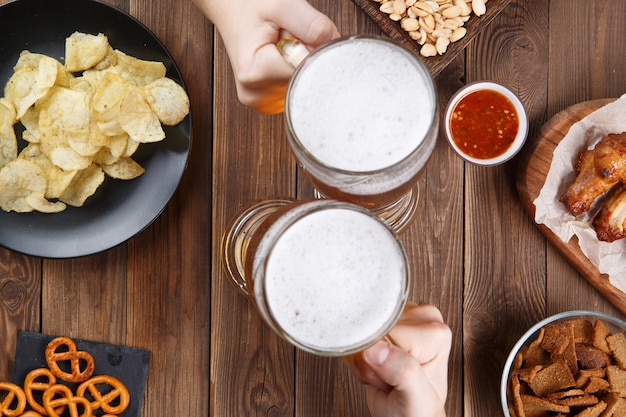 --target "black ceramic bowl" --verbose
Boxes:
[0,0,191,258]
